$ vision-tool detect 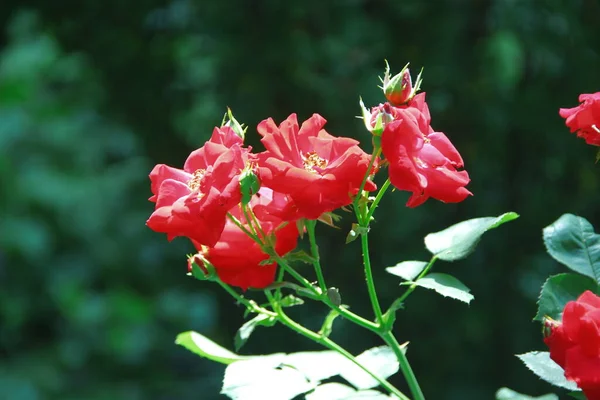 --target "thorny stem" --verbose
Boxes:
[359,230,385,324]
[366,178,392,222]
[305,220,327,293]
[382,332,425,400]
